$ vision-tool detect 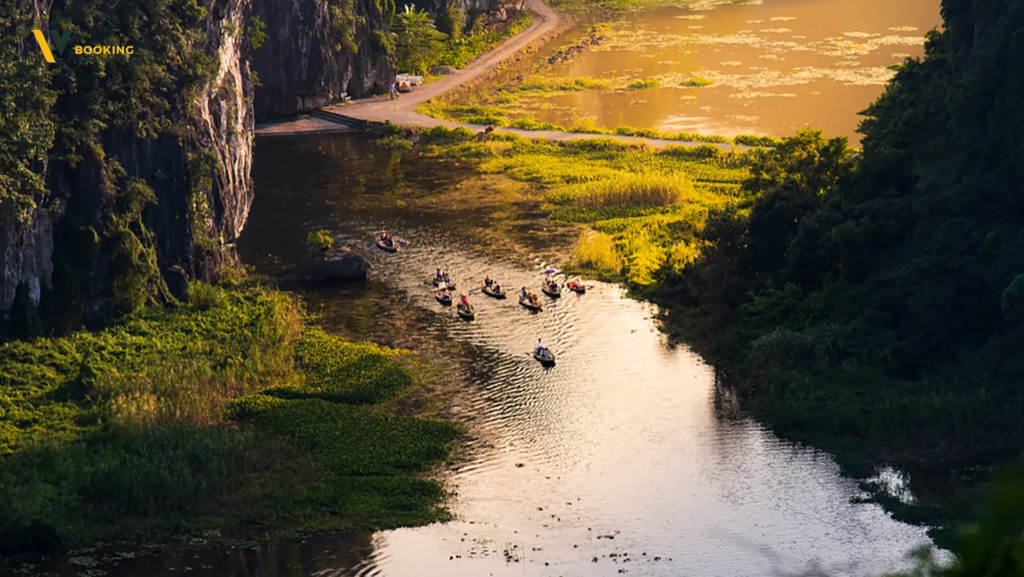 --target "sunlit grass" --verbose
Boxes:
[571,232,622,277]
[519,75,608,92]
[548,172,694,207]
